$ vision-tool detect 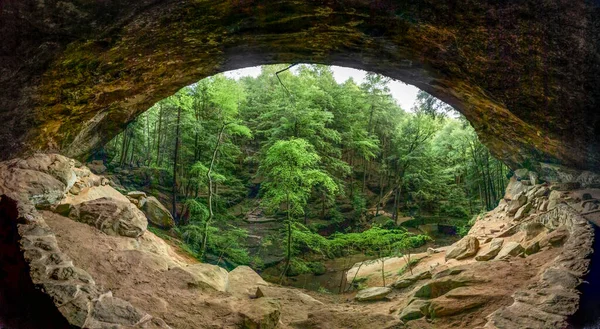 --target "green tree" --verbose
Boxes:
[259,138,338,281]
